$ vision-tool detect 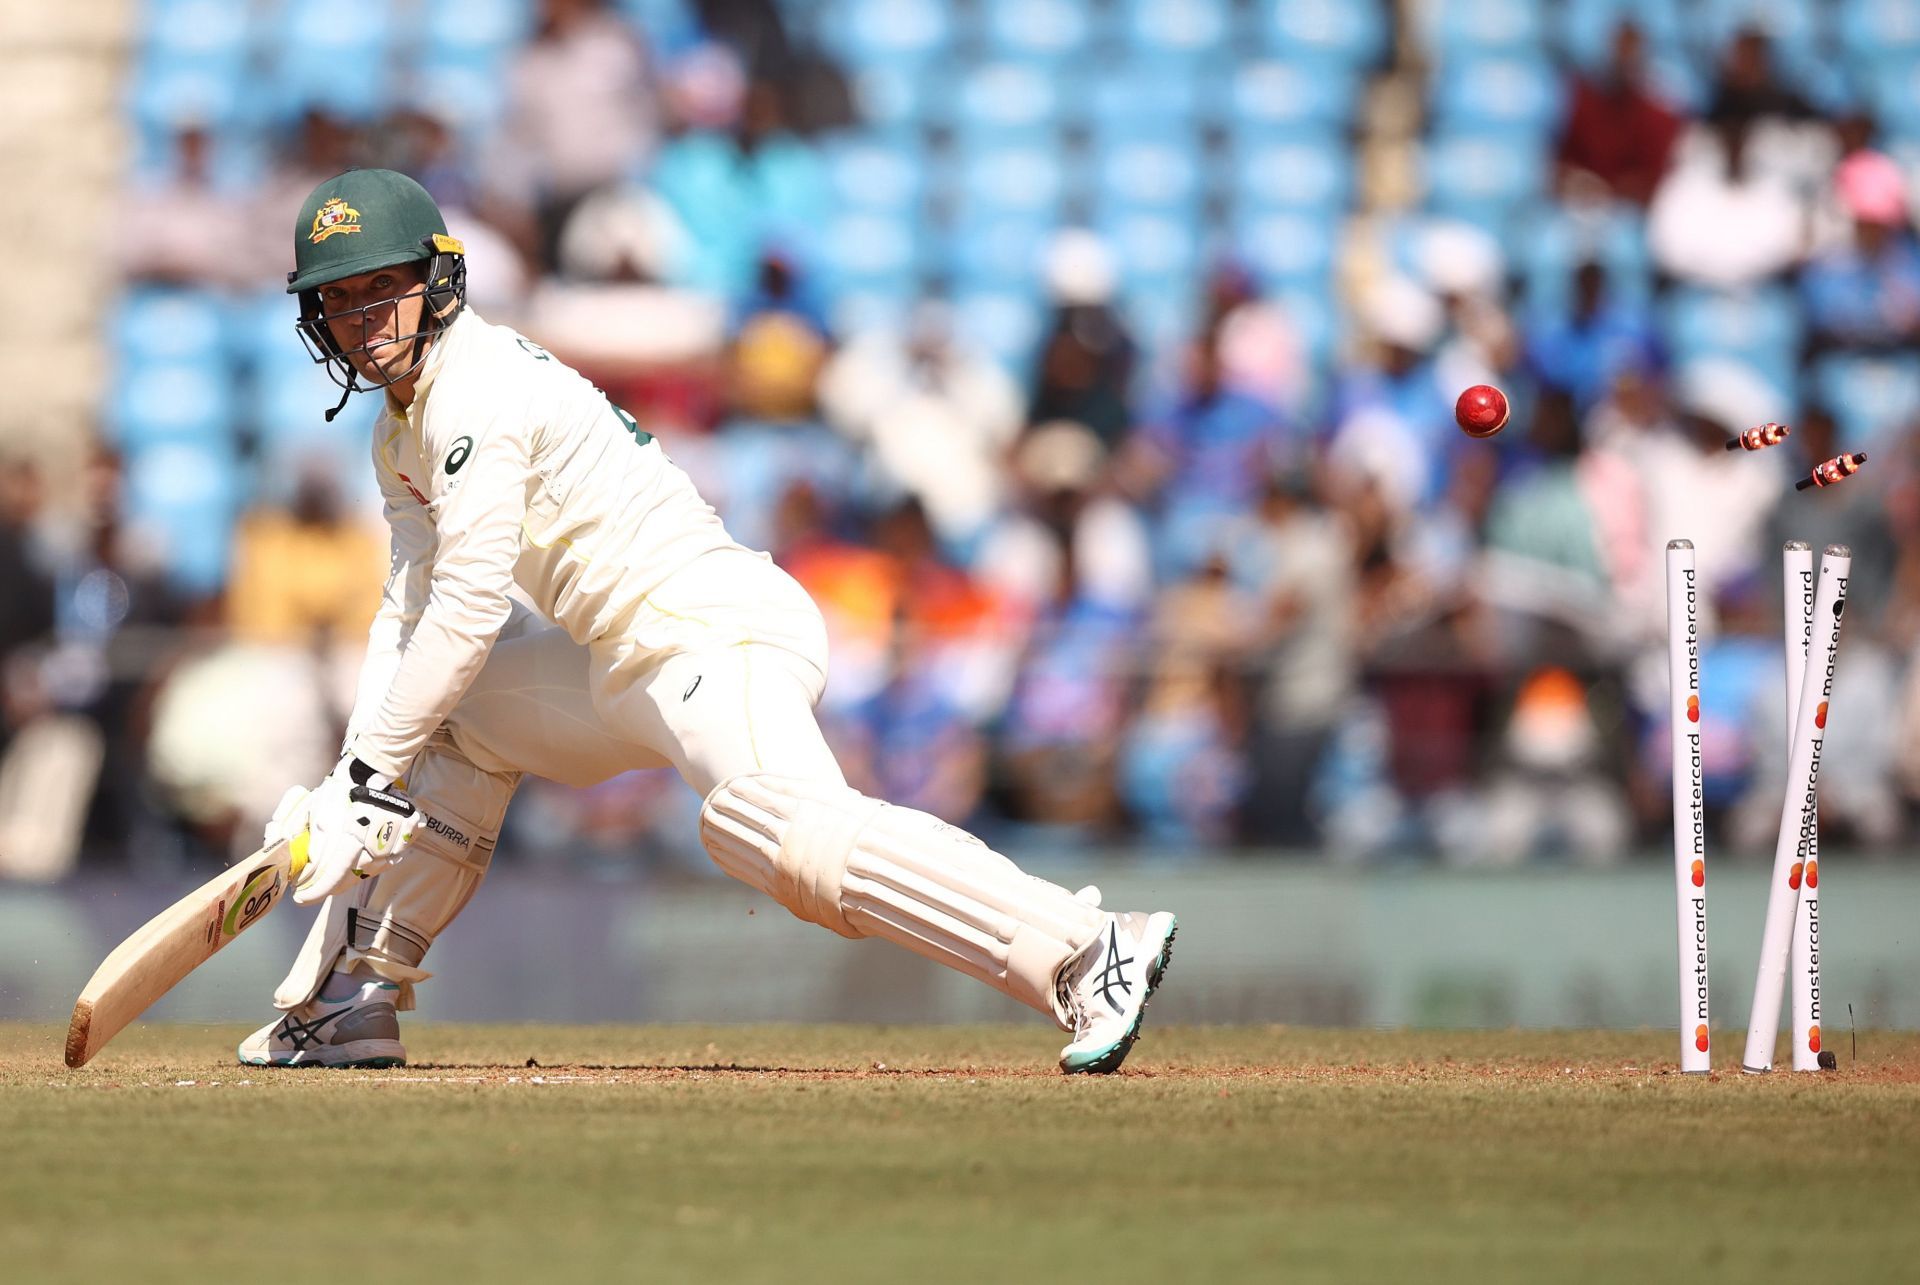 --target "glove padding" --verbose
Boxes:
[291,756,423,906]
[264,784,312,848]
